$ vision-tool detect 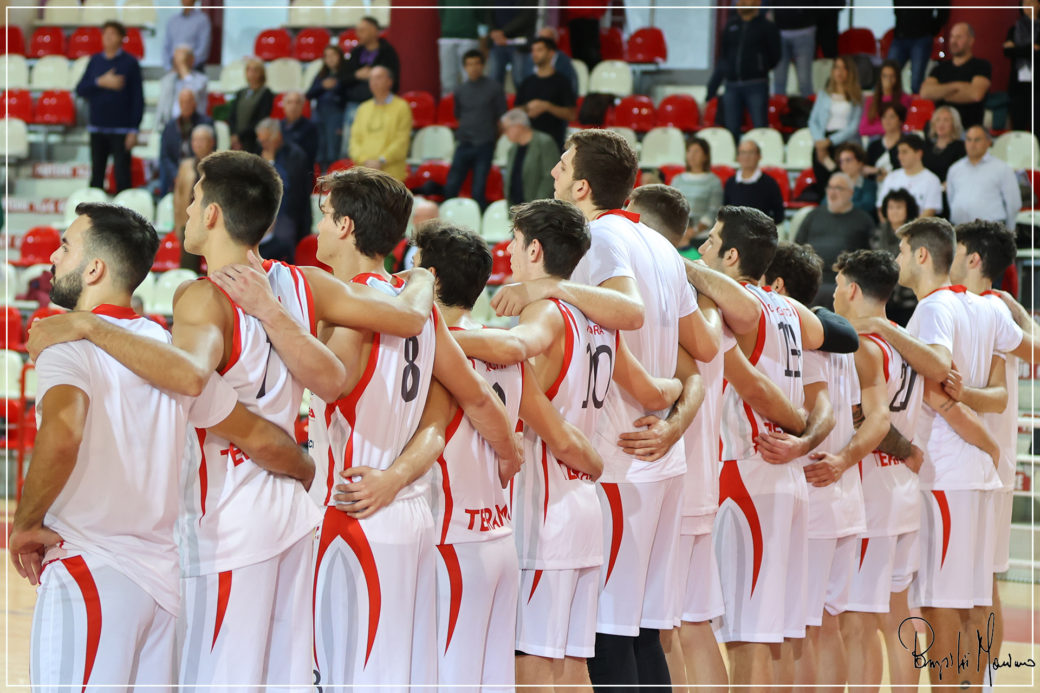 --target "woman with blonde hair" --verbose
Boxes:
[923,105,965,182]
[809,55,864,191]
